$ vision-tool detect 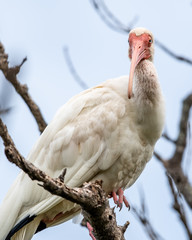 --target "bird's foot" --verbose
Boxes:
[111,188,130,211]
[87,222,96,240]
